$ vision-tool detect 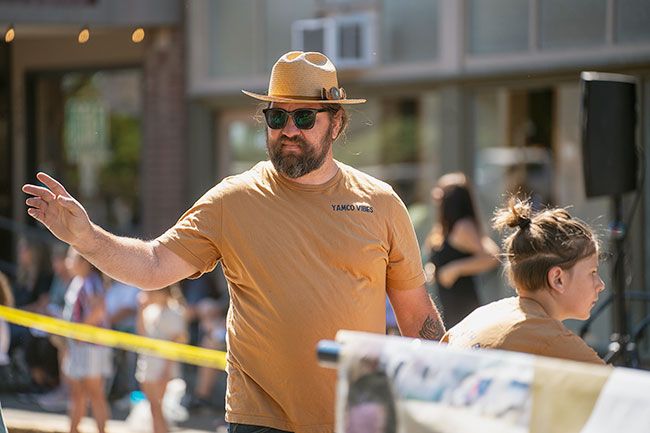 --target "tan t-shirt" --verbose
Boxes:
[441,297,604,365]
[158,161,425,432]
